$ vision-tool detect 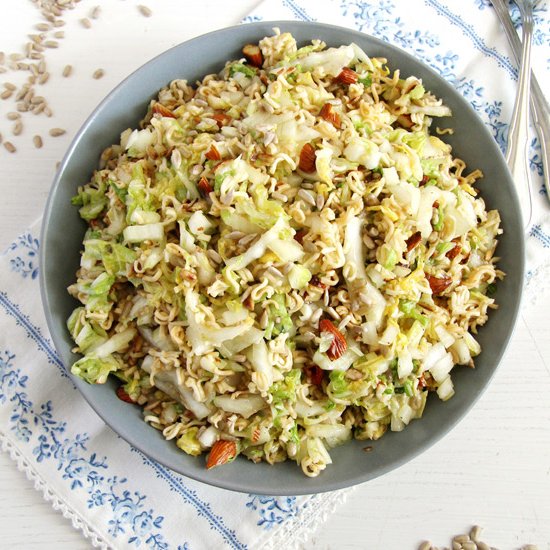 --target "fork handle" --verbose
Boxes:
[493,0,550,199]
